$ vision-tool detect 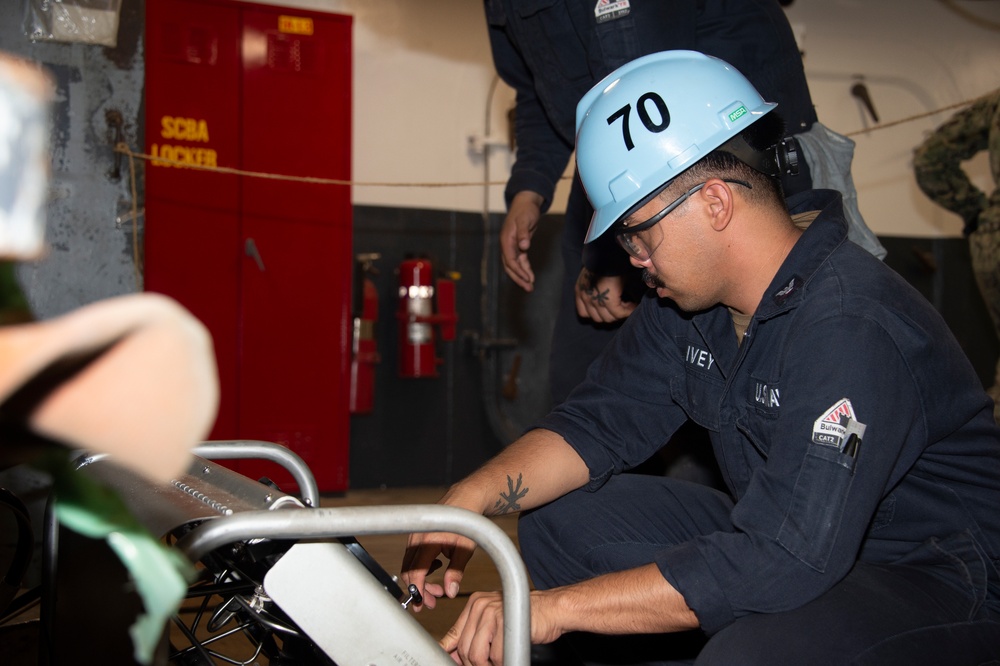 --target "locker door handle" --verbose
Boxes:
[245,238,266,271]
